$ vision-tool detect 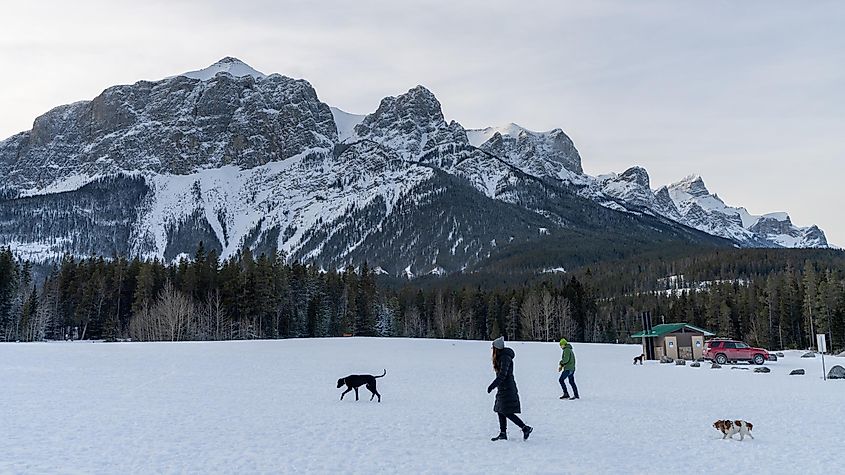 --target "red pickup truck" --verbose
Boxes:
[704,339,770,365]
